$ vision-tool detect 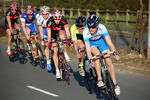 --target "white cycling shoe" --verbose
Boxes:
[64,52,70,62]
[97,80,105,88]
[56,69,61,79]
[115,84,121,95]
